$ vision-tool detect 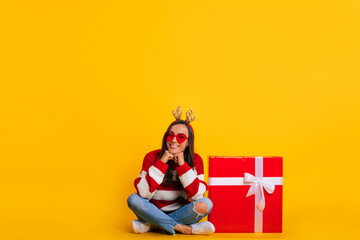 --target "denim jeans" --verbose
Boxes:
[127,193,213,235]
